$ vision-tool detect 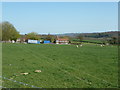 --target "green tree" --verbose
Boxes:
[107,37,118,45]
[111,37,118,44]
[44,34,56,43]
[77,34,83,42]
[2,21,20,41]
[26,32,39,40]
